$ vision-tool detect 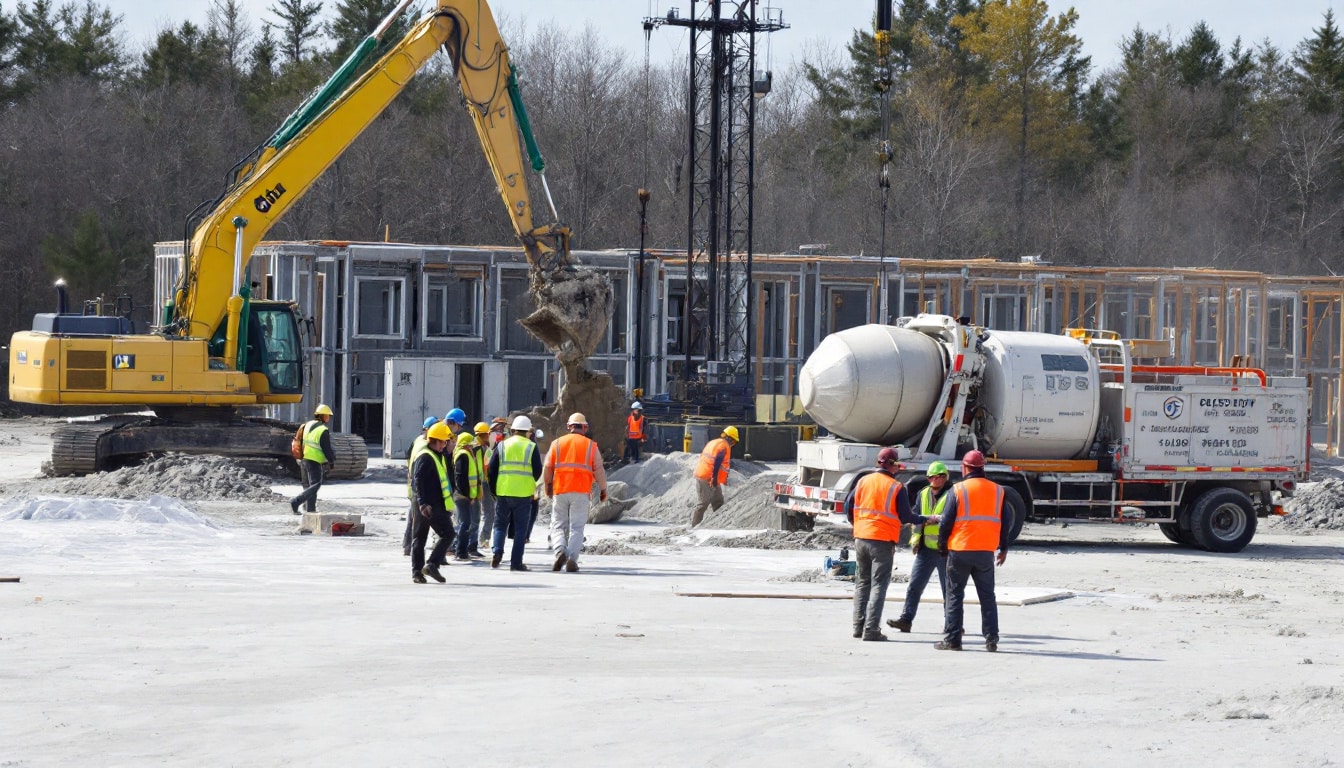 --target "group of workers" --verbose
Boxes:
[844,448,1009,651]
[291,402,1006,648]
[401,408,615,583]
